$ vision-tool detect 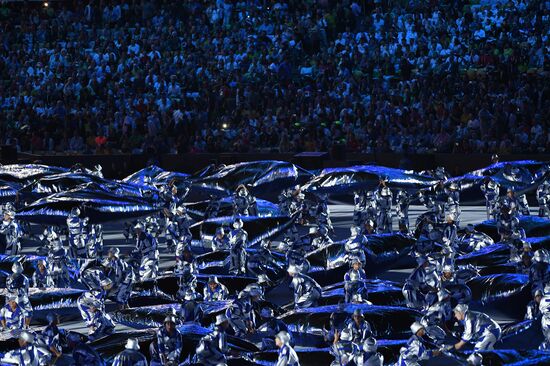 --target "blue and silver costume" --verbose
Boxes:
[458,310,501,350]
[537,181,550,218]
[6,268,33,318]
[0,217,22,255]
[226,291,254,336]
[195,326,228,366]
[203,276,229,301]
[229,221,248,275]
[154,326,183,365]
[0,302,25,330]
[480,179,500,220]
[398,334,435,366]
[290,272,322,309]
[67,210,88,260]
[396,189,410,232]
[375,186,393,233]
[135,230,159,280]
[344,267,368,303]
